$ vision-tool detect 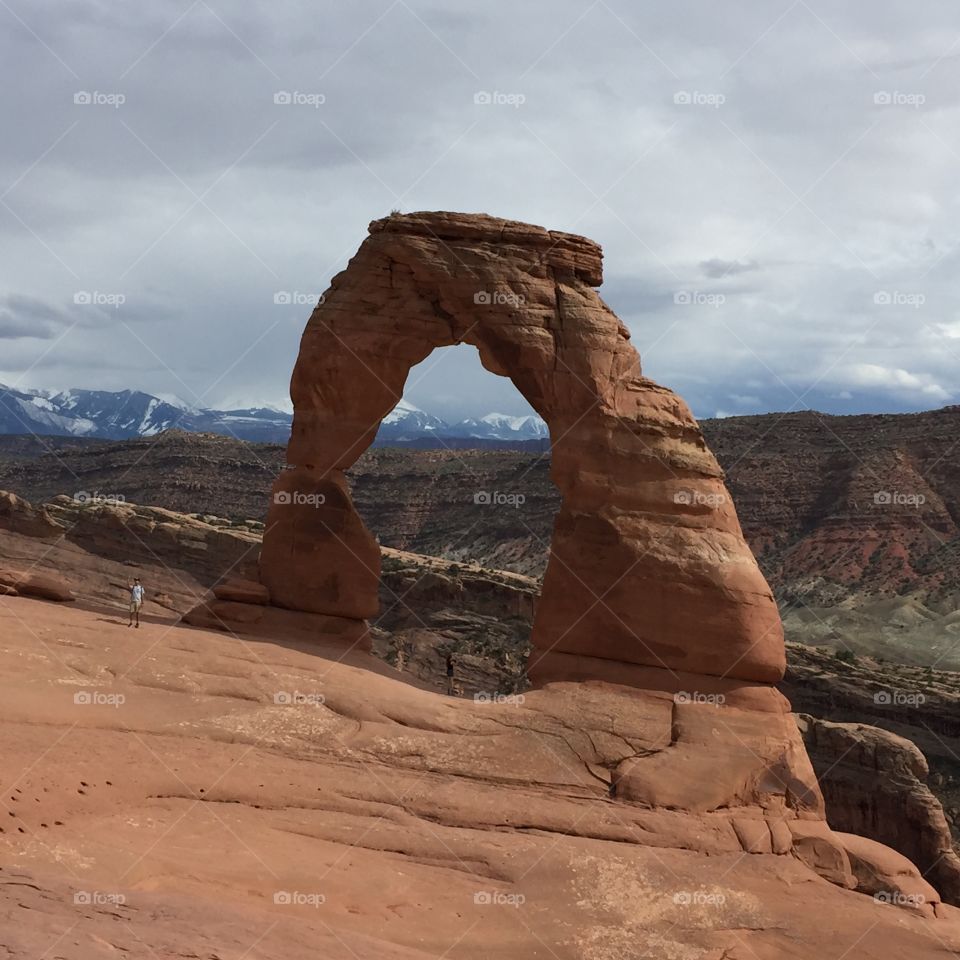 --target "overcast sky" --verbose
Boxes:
[1,0,959,422]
